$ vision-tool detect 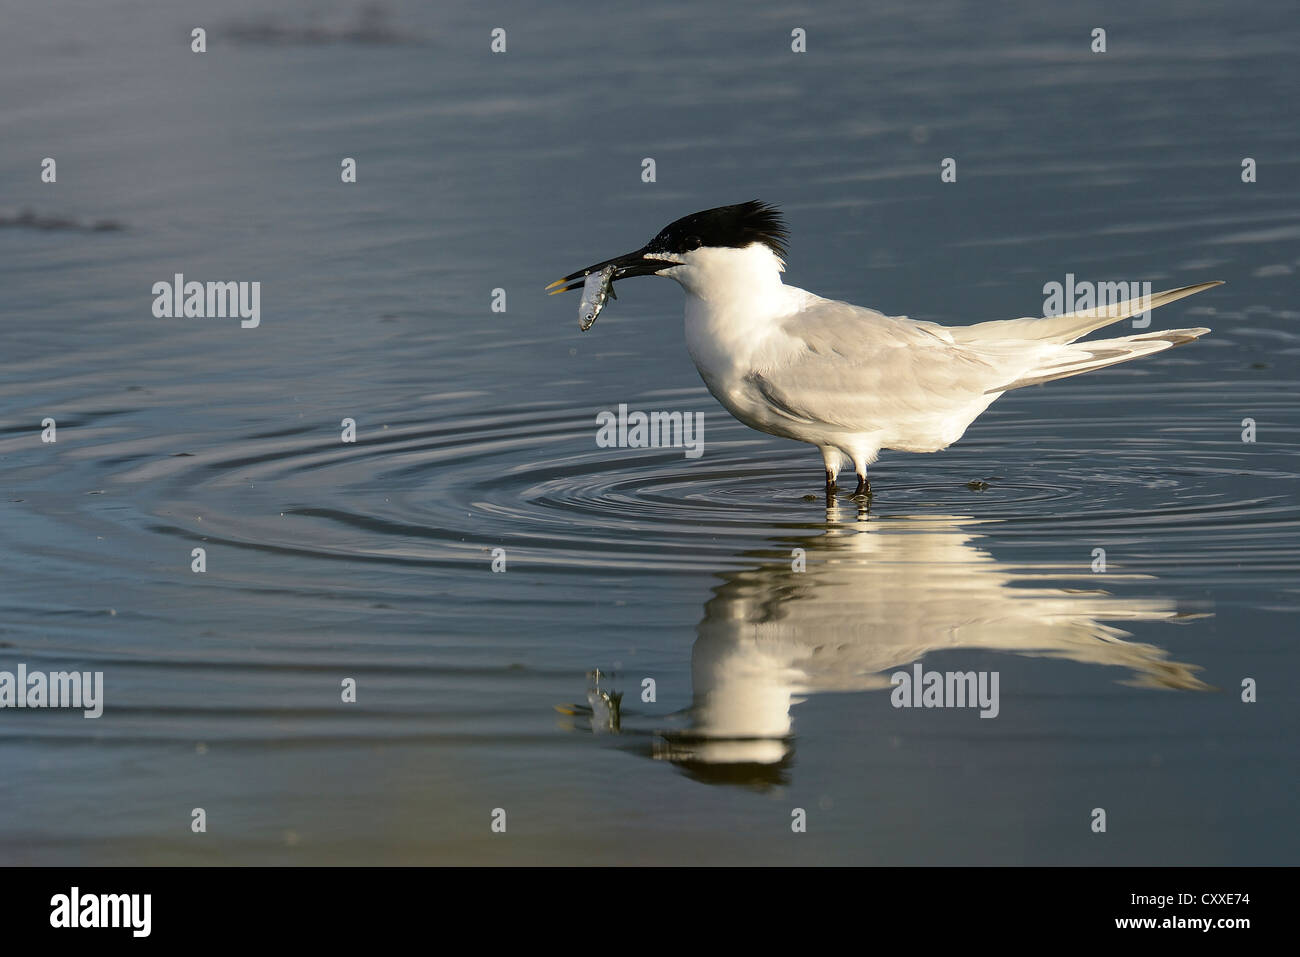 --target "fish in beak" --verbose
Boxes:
[545,247,679,330]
